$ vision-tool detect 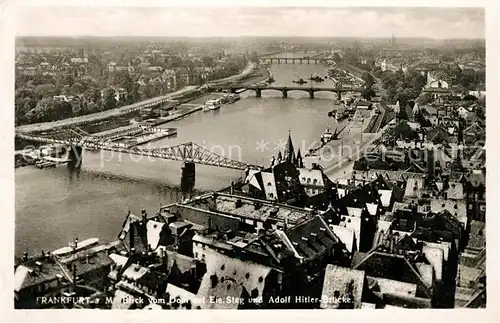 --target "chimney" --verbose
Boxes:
[230,181,234,195]
[235,199,243,208]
